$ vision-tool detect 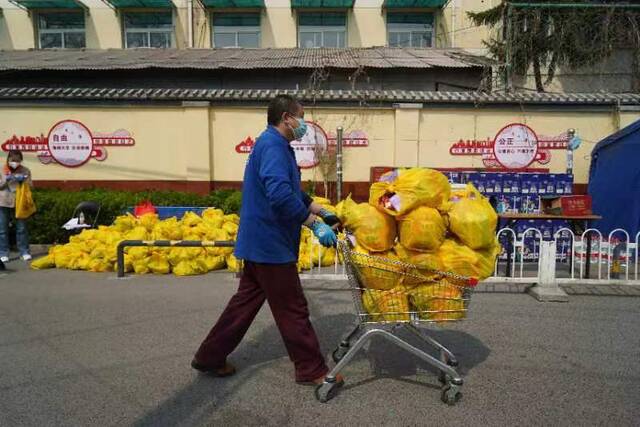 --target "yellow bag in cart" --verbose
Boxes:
[444,183,498,250]
[362,287,410,322]
[408,280,465,322]
[397,206,446,252]
[394,244,443,282]
[353,246,402,290]
[369,168,451,216]
[338,195,396,252]
[438,238,500,281]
